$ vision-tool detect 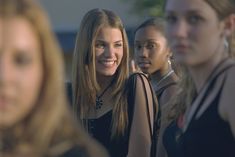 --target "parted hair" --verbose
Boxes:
[72,8,130,137]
